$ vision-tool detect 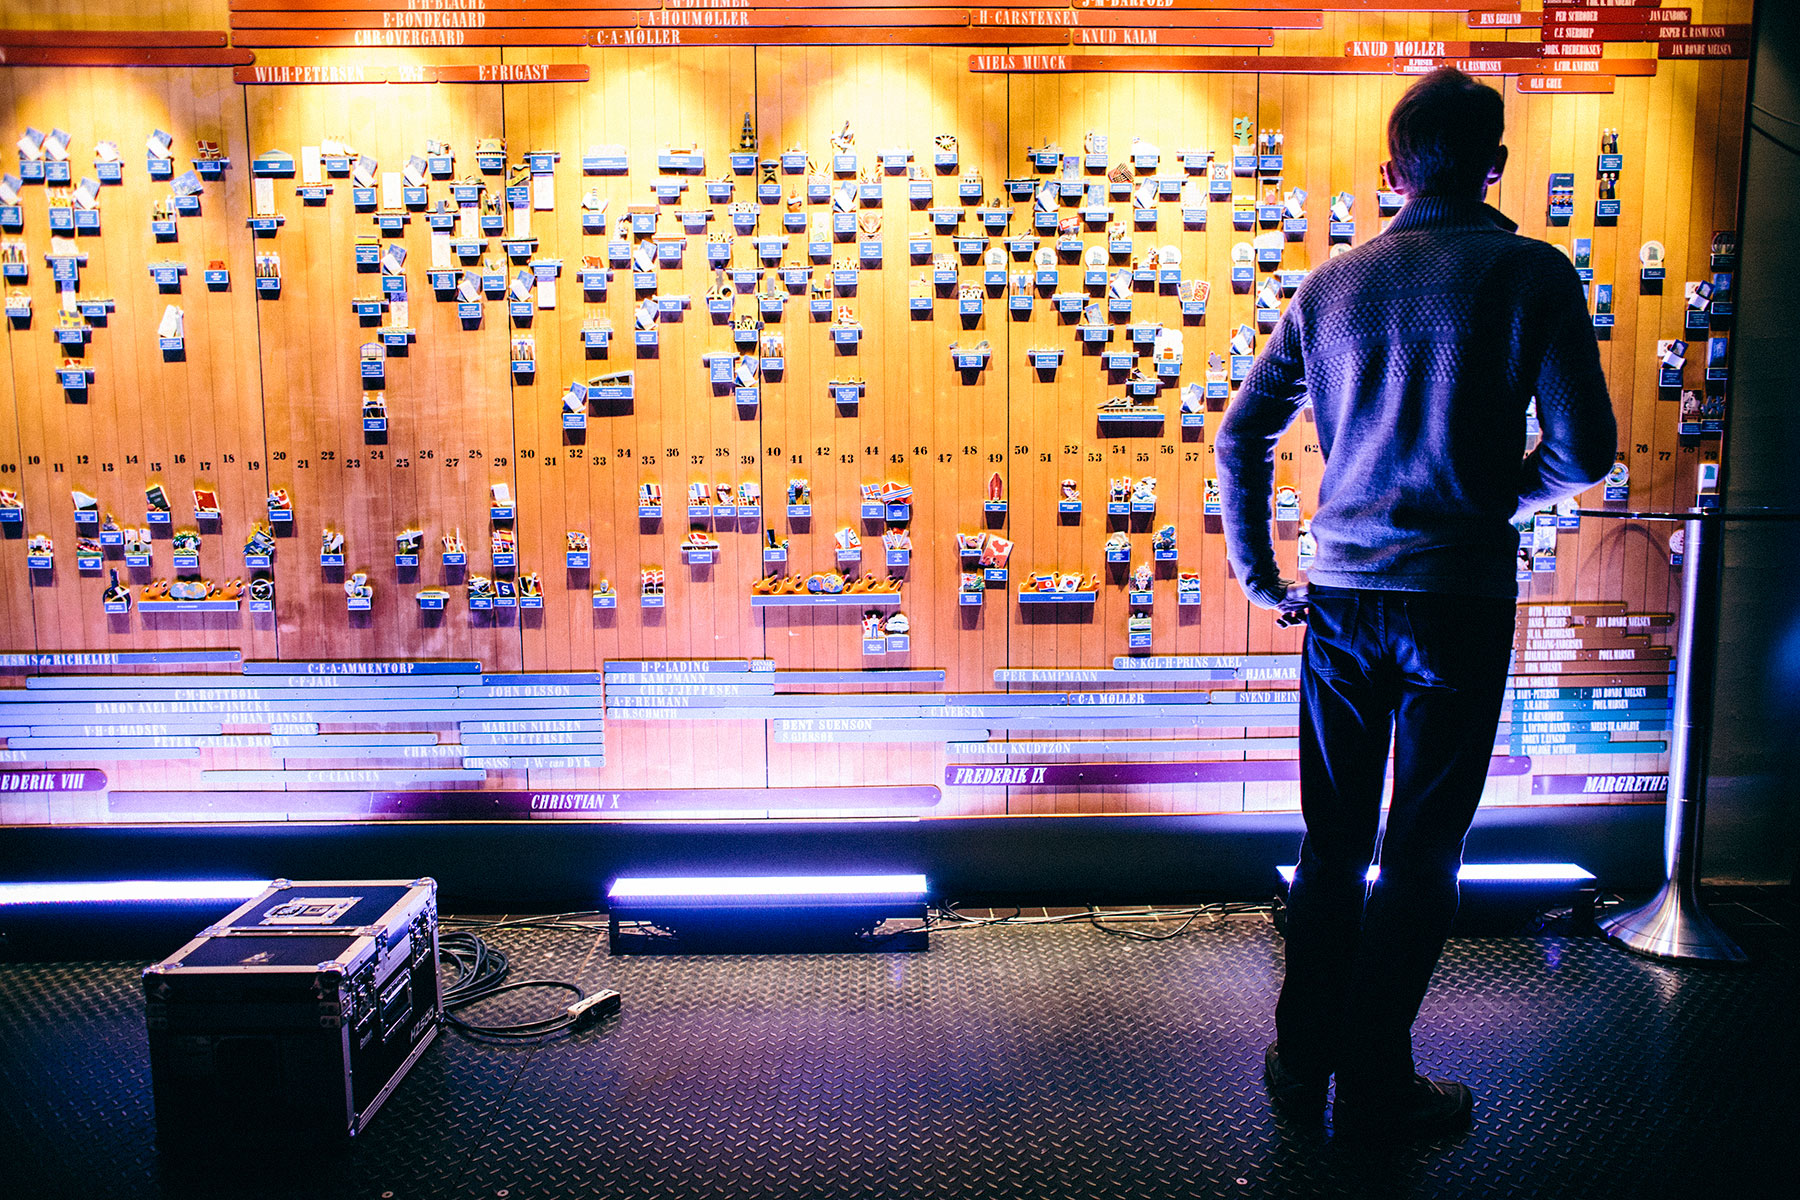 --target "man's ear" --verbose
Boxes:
[1487,145,1509,187]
